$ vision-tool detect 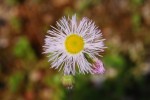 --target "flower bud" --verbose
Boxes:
[92,58,105,74]
[61,75,74,89]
